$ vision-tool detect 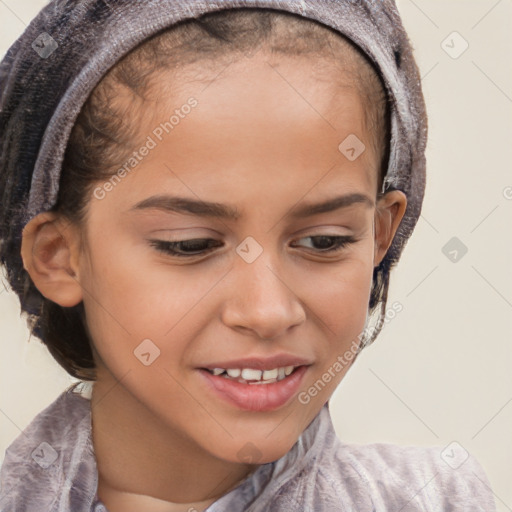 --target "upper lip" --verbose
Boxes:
[199,354,313,371]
